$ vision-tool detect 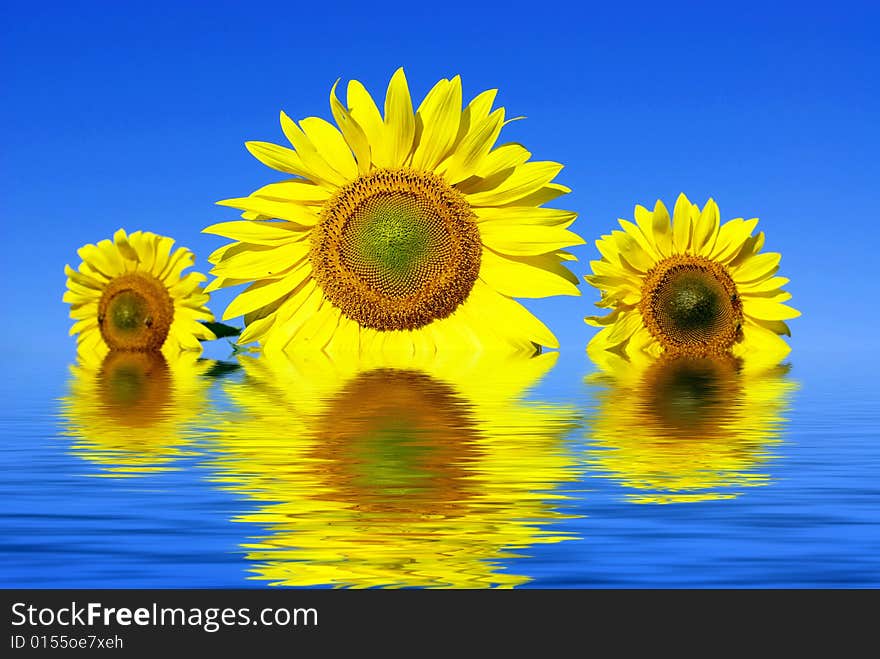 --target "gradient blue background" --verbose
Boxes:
[2,1,878,361]
[2,1,880,590]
